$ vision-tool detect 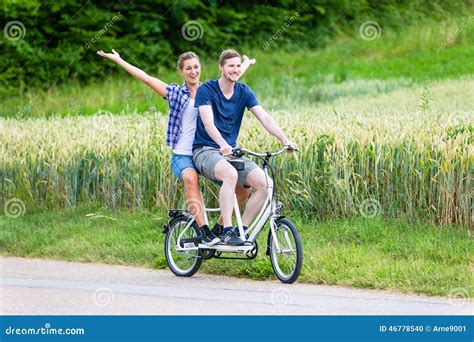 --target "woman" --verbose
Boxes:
[97,49,255,245]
